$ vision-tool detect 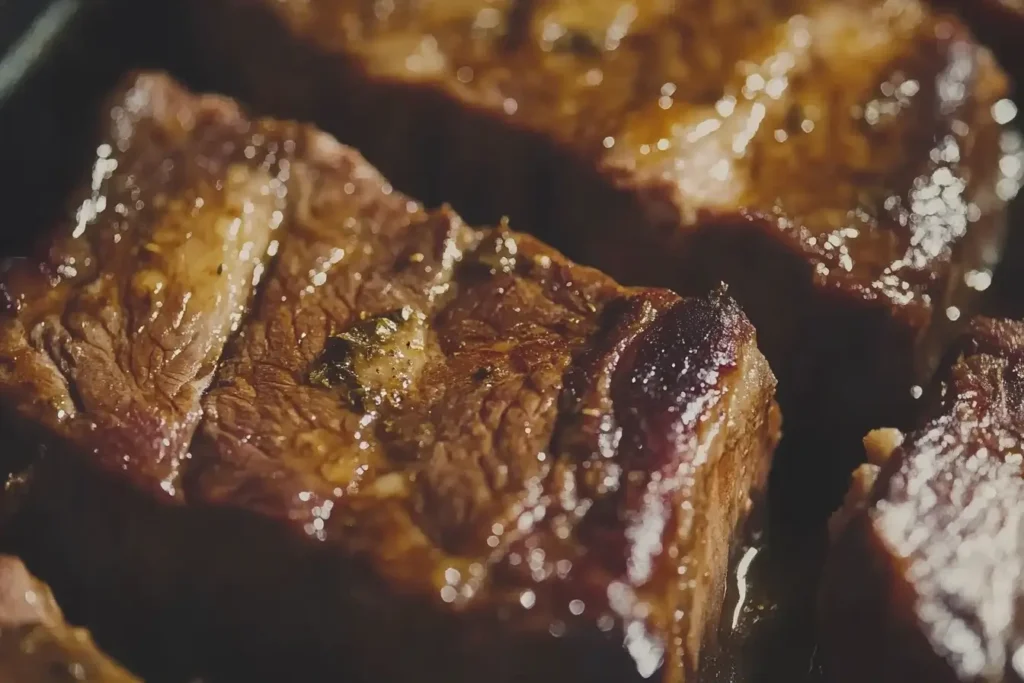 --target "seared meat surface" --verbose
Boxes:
[821,317,1024,683]
[0,556,139,683]
[0,78,277,496]
[187,0,1017,481]
[0,73,779,683]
